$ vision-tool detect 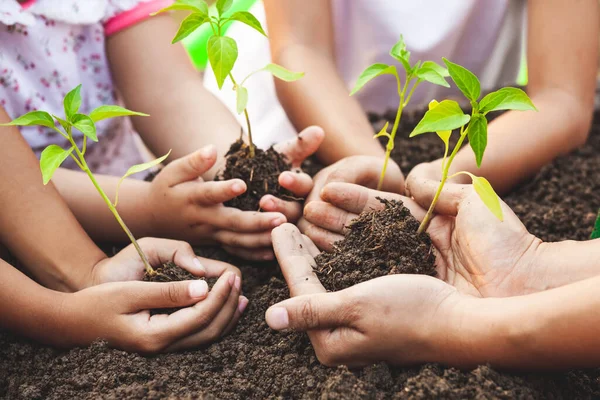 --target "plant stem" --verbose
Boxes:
[66,129,155,275]
[228,73,255,157]
[417,125,469,235]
